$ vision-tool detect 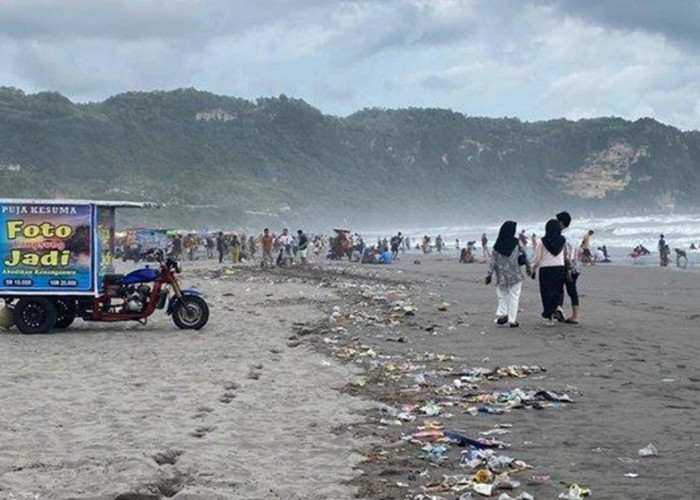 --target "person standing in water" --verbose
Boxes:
[530,219,567,324]
[557,211,581,324]
[485,221,524,328]
[658,234,667,266]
